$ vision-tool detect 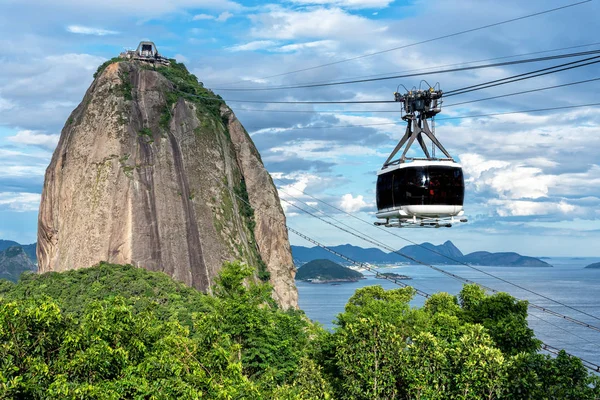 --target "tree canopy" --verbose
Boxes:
[0,262,597,399]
